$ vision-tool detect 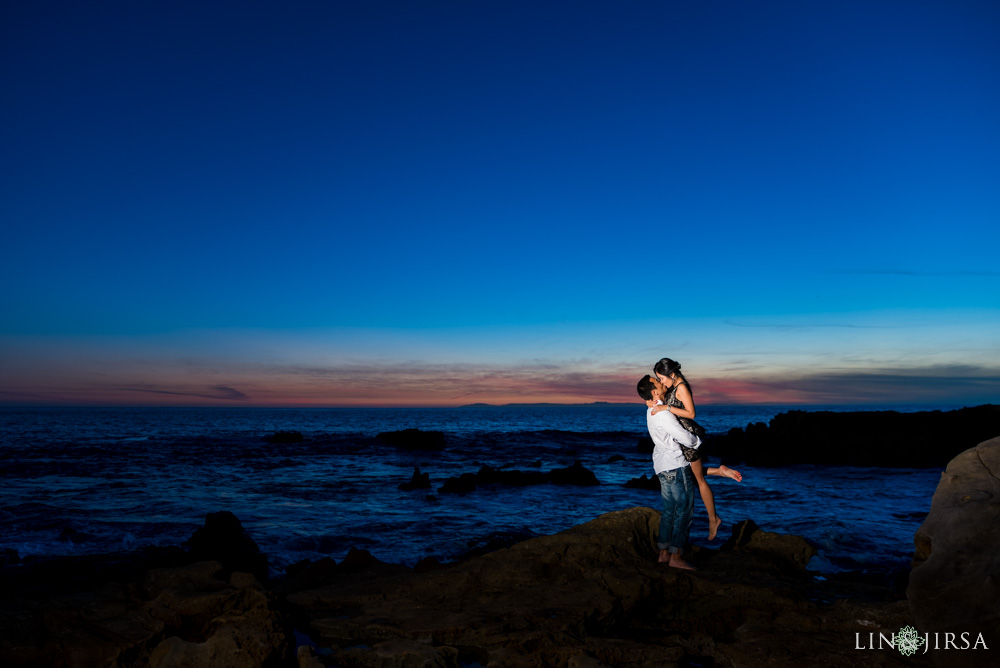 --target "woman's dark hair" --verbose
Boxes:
[654,358,691,392]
